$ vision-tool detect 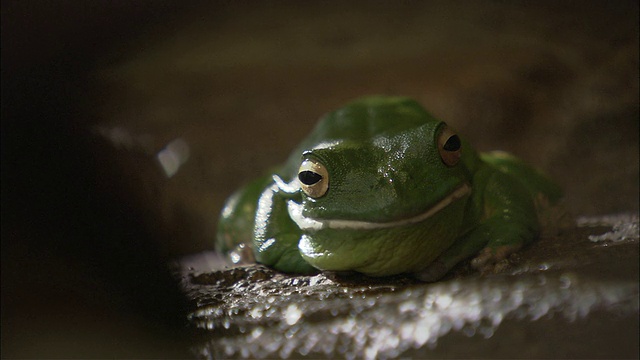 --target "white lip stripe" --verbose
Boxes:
[287,183,471,230]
